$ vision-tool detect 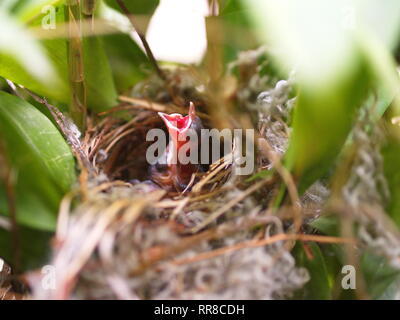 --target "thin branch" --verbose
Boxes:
[21,87,94,172]
[130,214,355,276]
[5,80,24,99]
[190,177,275,233]
[258,137,303,232]
[172,233,356,266]
[115,0,167,82]
[117,96,211,119]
